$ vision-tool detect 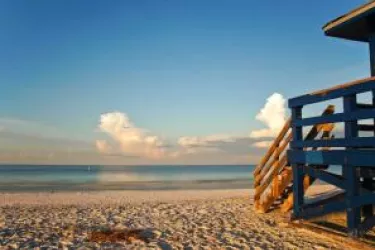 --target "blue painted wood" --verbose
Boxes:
[289,79,375,108]
[343,95,361,237]
[363,35,375,218]
[358,124,375,131]
[358,216,375,236]
[370,35,375,76]
[298,200,346,220]
[291,137,375,148]
[301,166,345,189]
[293,108,375,127]
[352,193,375,208]
[292,107,304,218]
[344,164,361,237]
[324,4,375,42]
[287,40,375,235]
[356,103,374,109]
[288,150,375,167]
